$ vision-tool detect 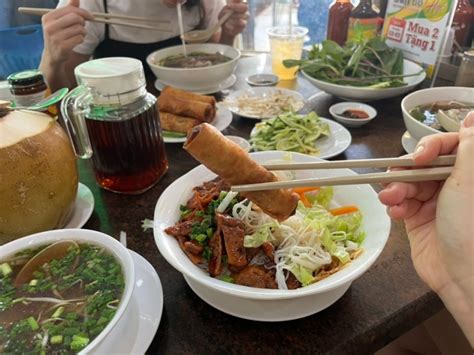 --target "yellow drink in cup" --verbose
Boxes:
[267,26,308,80]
